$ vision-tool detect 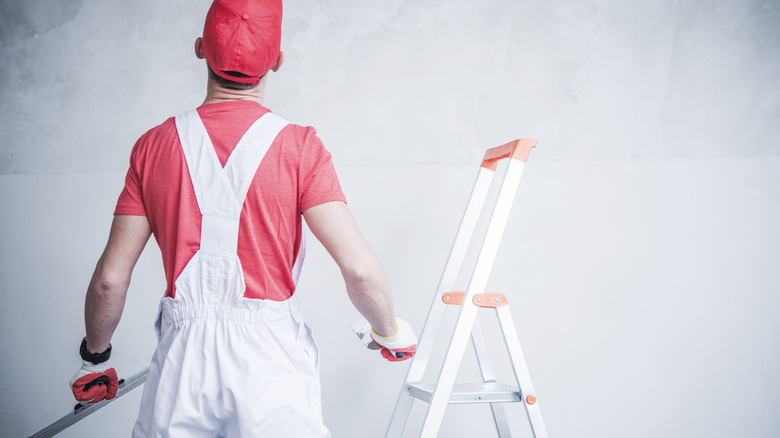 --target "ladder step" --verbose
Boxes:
[408,382,522,404]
